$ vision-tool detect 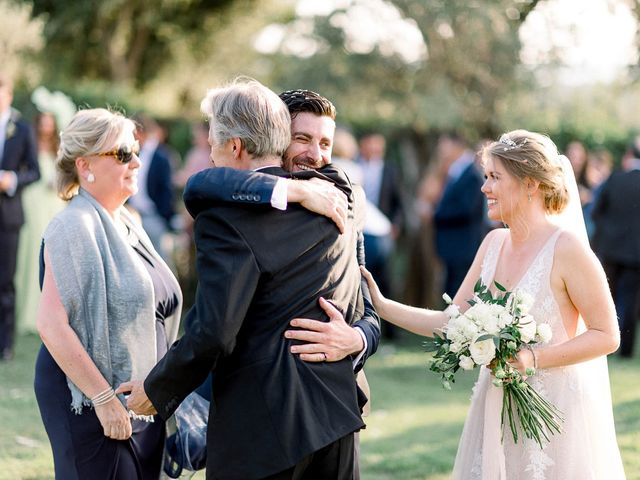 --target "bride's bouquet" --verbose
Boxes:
[425,280,563,448]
